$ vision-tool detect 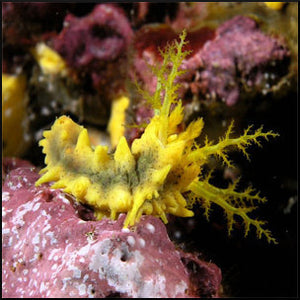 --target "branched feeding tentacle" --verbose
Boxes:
[188,120,279,167]
[188,179,277,244]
